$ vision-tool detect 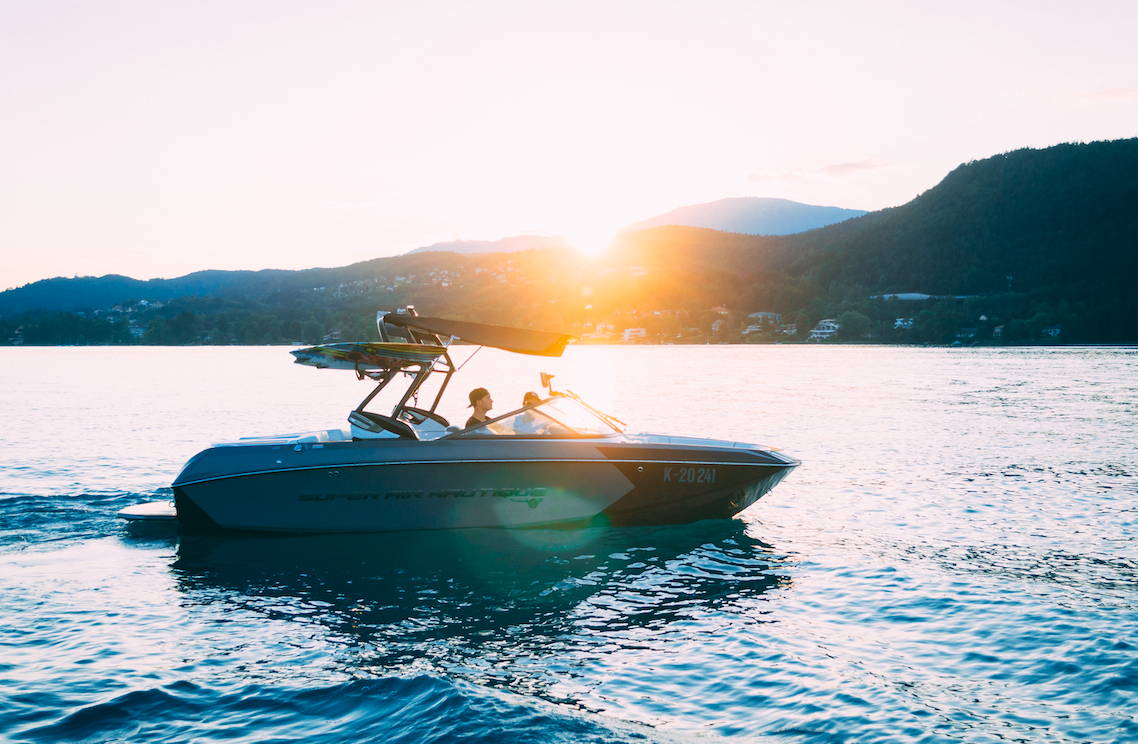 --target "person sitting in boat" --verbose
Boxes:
[513,391,544,434]
[465,387,495,430]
